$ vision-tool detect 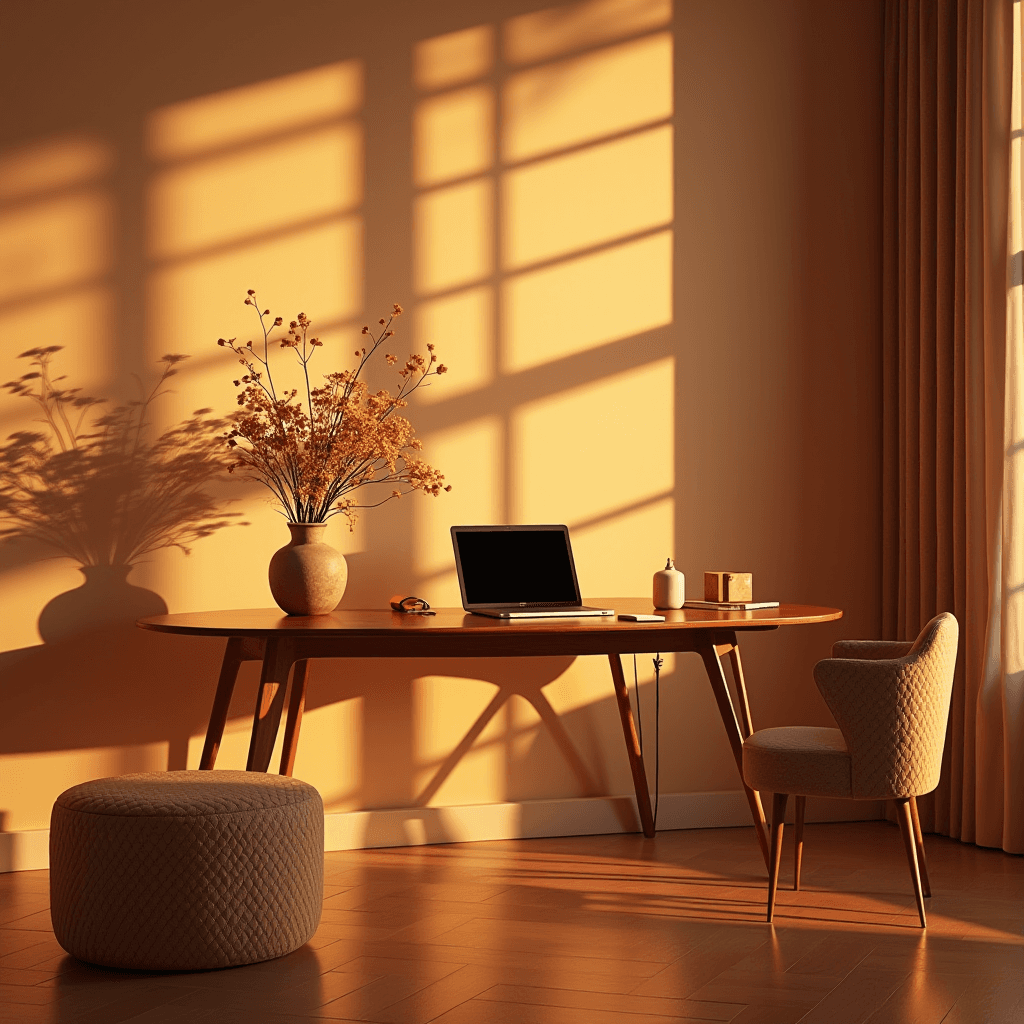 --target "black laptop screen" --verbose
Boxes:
[454,528,580,605]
